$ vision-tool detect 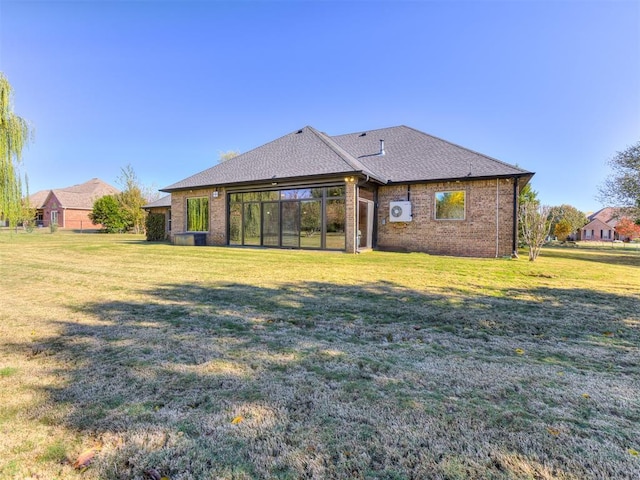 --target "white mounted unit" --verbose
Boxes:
[389,201,412,222]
